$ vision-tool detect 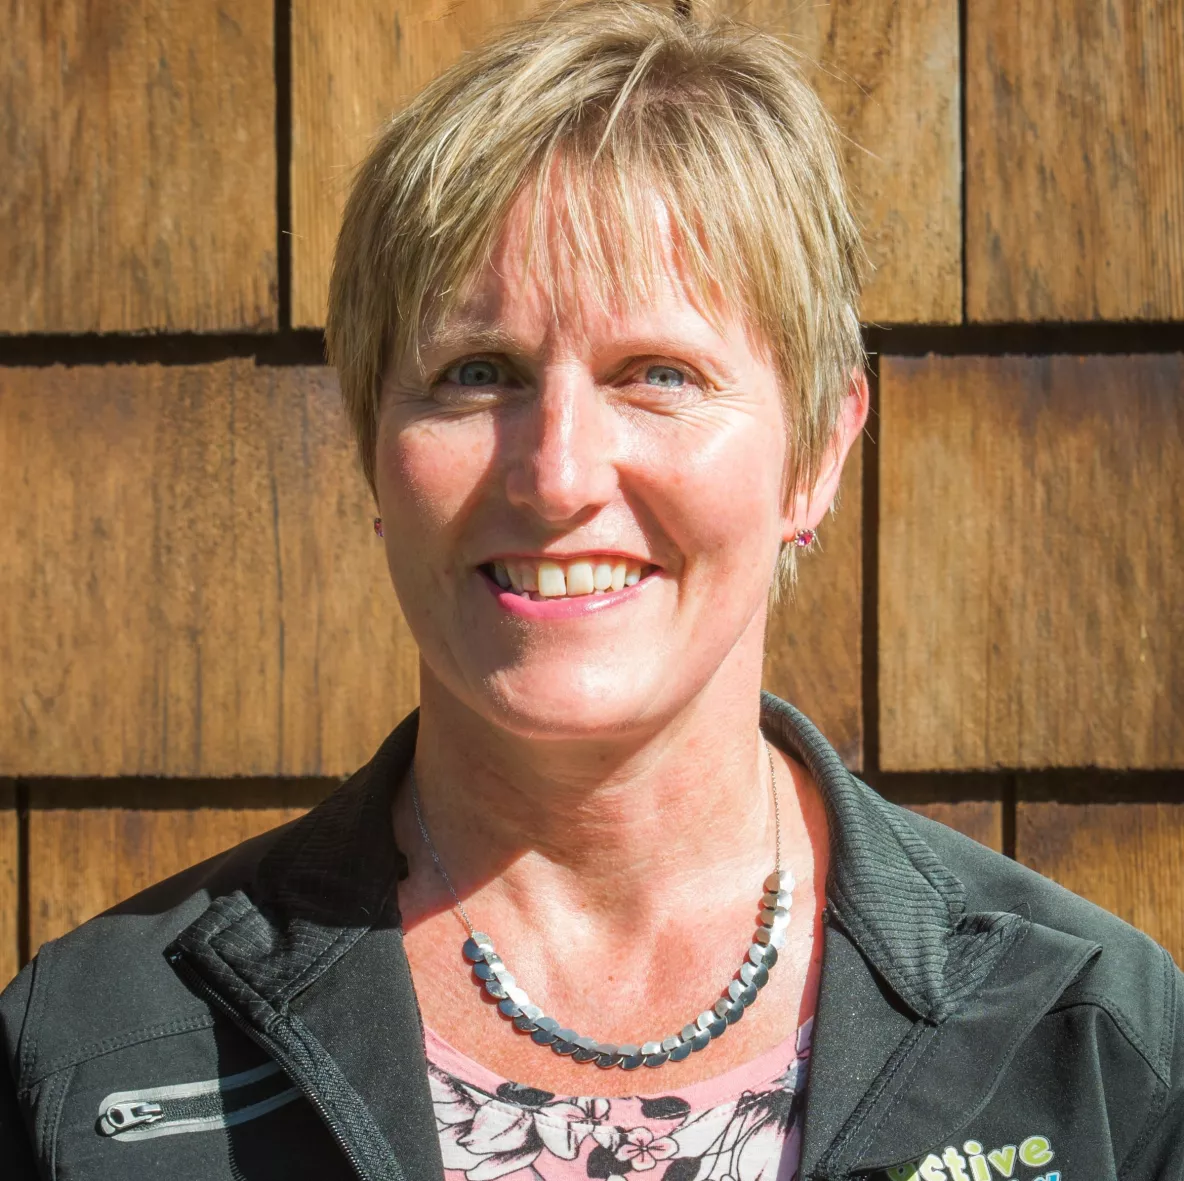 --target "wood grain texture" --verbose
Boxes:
[705,0,961,323]
[967,0,1184,321]
[0,361,419,777]
[764,440,862,768]
[879,354,1183,771]
[0,784,17,989]
[291,0,546,327]
[1017,784,1184,965]
[875,774,1006,853]
[0,1,276,333]
[26,781,331,955]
